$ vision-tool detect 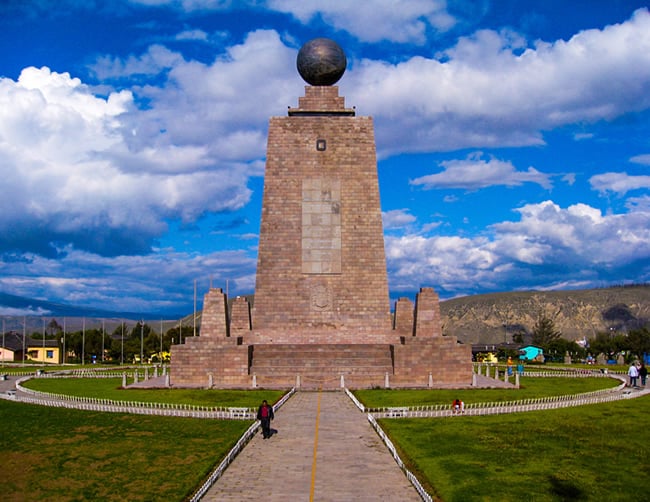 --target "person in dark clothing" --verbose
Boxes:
[257,399,275,439]
[640,363,648,387]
